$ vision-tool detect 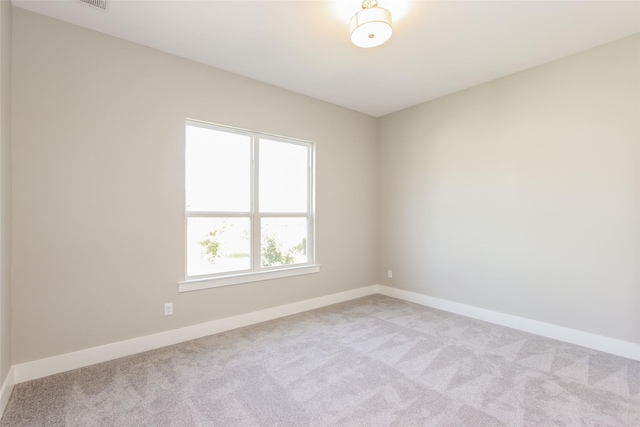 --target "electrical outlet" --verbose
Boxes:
[387,270,393,279]
[164,302,173,316]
